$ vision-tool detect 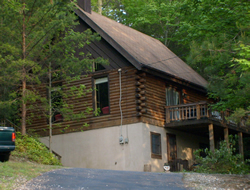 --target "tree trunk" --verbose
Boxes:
[21,2,26,135]
[21,79,26,135]
[164,21,169,46]
[49,62,52,152]
[98,0,102,15]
